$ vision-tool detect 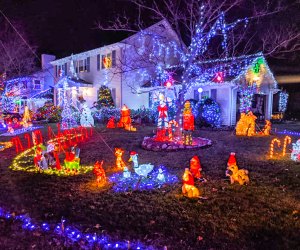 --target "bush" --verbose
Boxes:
[34,102,62,123]
[195,98,222,127]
